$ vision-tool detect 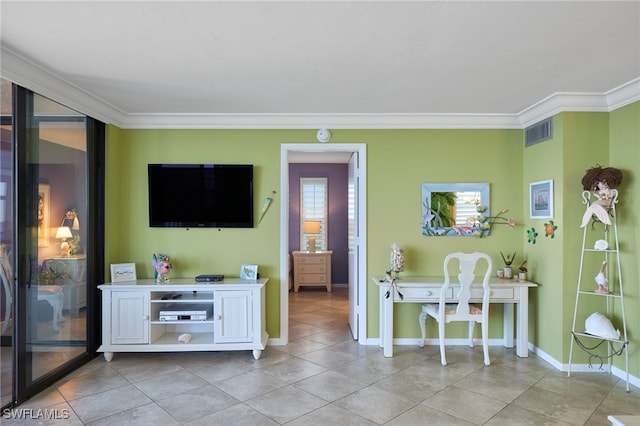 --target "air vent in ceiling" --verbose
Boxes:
[525,118,553,147]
